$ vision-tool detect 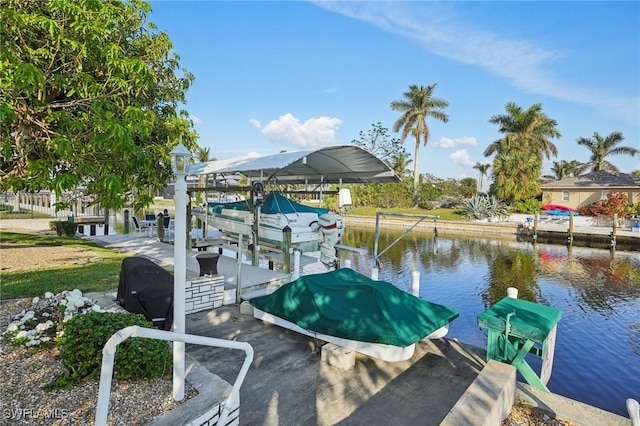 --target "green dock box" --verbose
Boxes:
[477,297,562,391]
